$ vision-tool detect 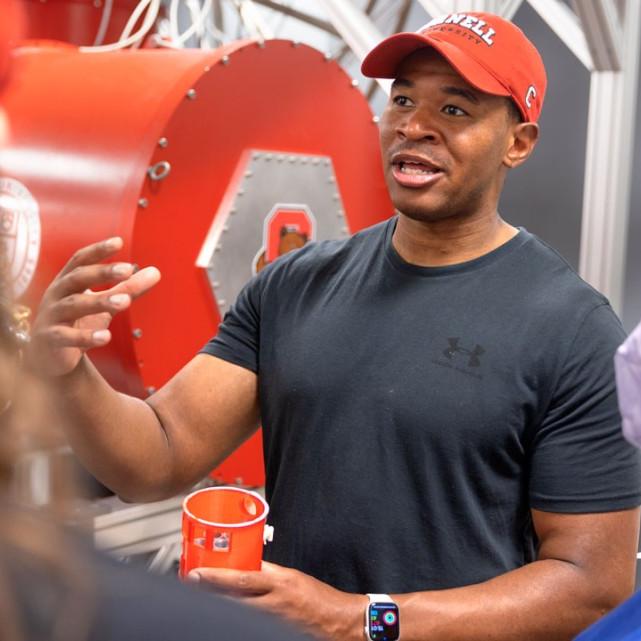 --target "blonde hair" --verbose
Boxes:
[0,249,96,641]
